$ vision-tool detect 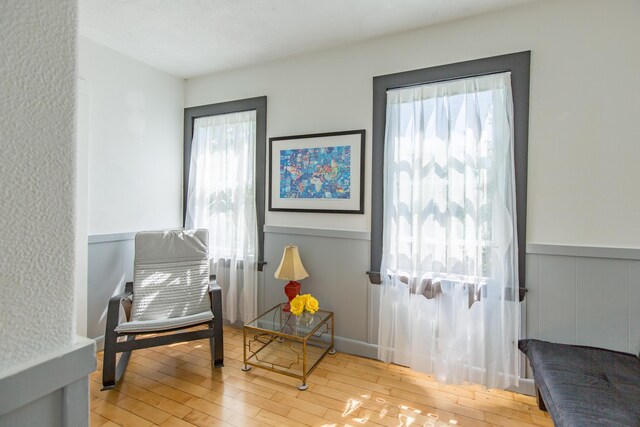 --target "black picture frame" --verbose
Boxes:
[269,129,365,214]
